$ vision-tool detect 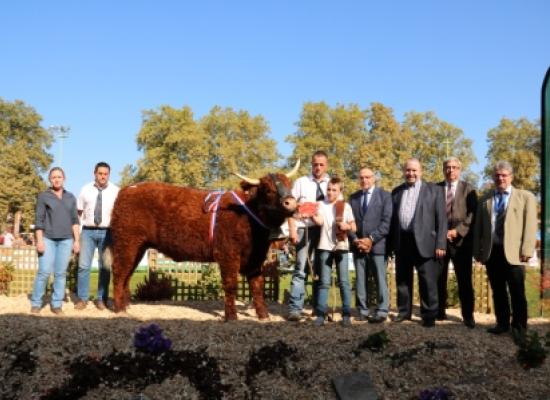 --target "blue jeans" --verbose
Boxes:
[77,228,112,302]
[315,250,352,317]
[288,227,320,313]
[31,238,73,309]
[355,253,389,317]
